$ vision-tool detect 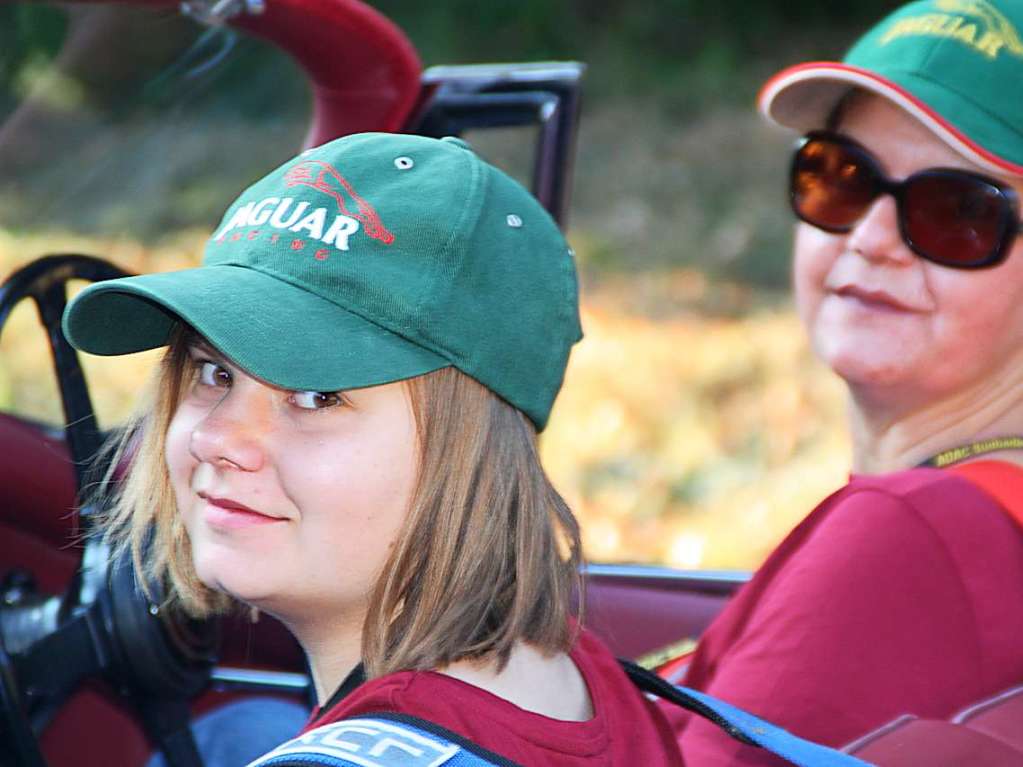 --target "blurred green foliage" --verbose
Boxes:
[0,5,67,110]
[373,0,903,103]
